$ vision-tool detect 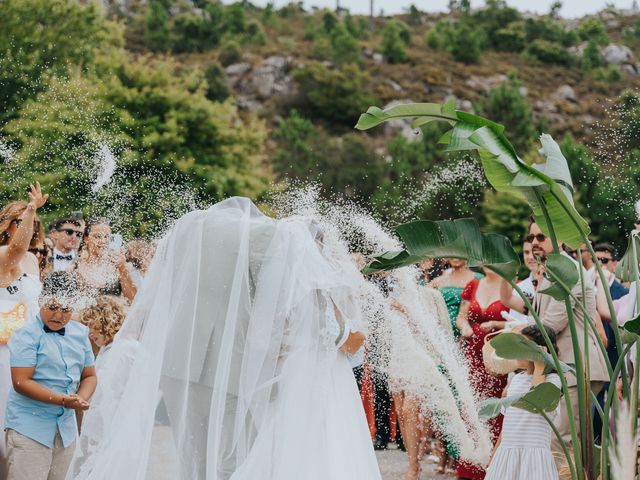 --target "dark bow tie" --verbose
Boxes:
[55,254,73,261]
[43,325,65,336]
